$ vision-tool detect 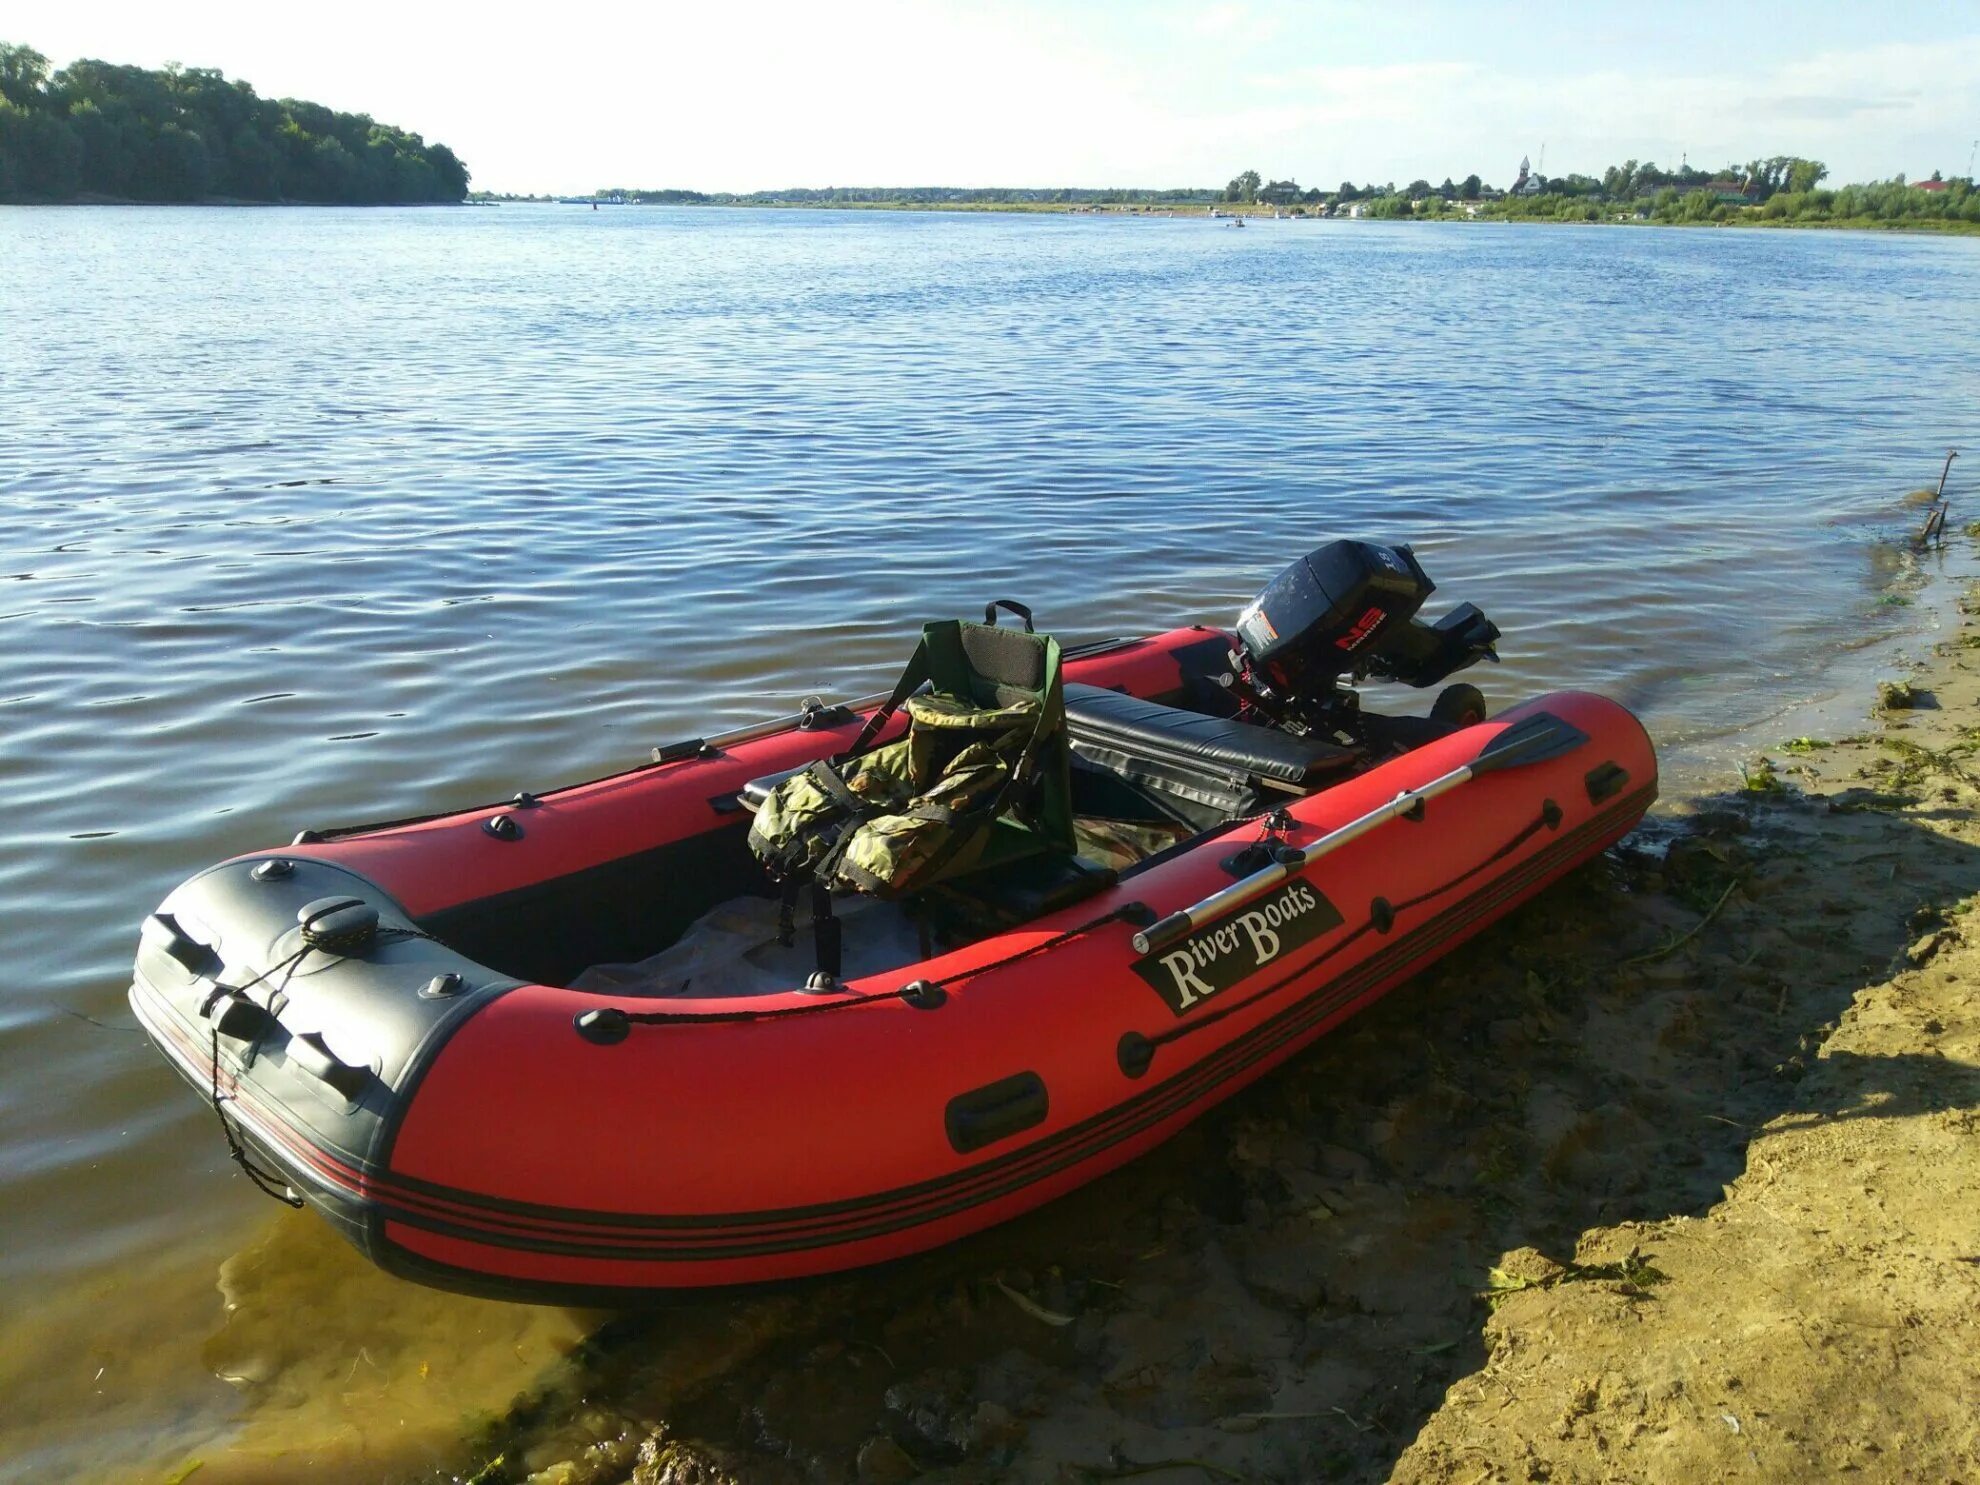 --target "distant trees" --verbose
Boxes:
[597,186,711,205]
[594,184,1226,208]
[1770,175,1977,227]
[1224,169,1261,204]
[1469,154,1974,230]
[1550,173,1602,197]
[1722,156,1829,198]
[0,40,469,203]
[1678,188,1718,221]
[0,41,49,105]
[603,161,1975,231]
